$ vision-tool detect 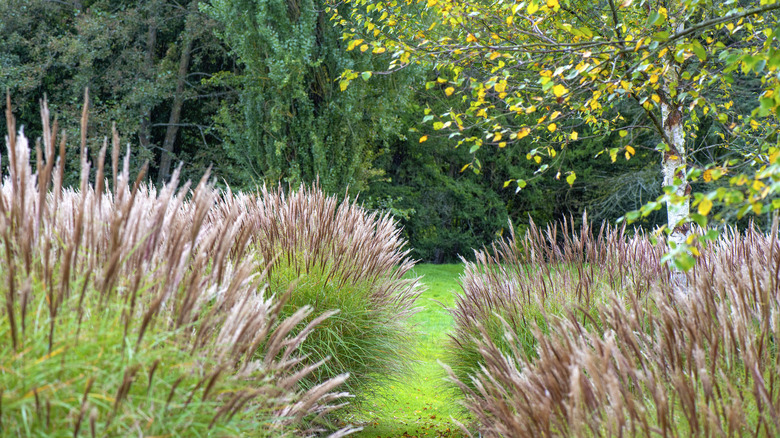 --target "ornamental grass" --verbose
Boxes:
[212,185,422,400]
[447,215,780,437]
[0,95,357,437]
